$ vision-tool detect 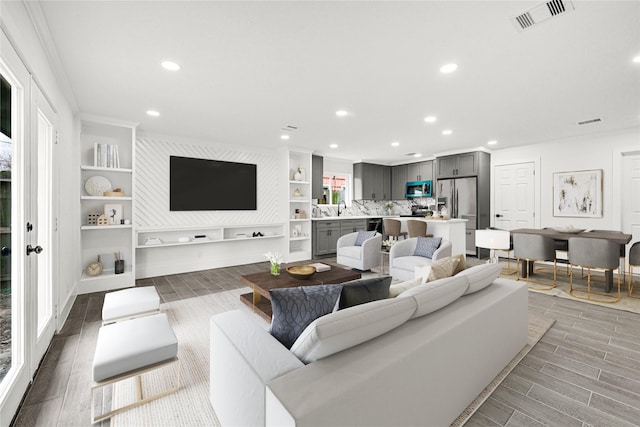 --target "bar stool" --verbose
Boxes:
[568,237,620,304]
[513,233,557,290]
[628,242,640,299]
[406,219,433,238]
[383,218,407,241]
